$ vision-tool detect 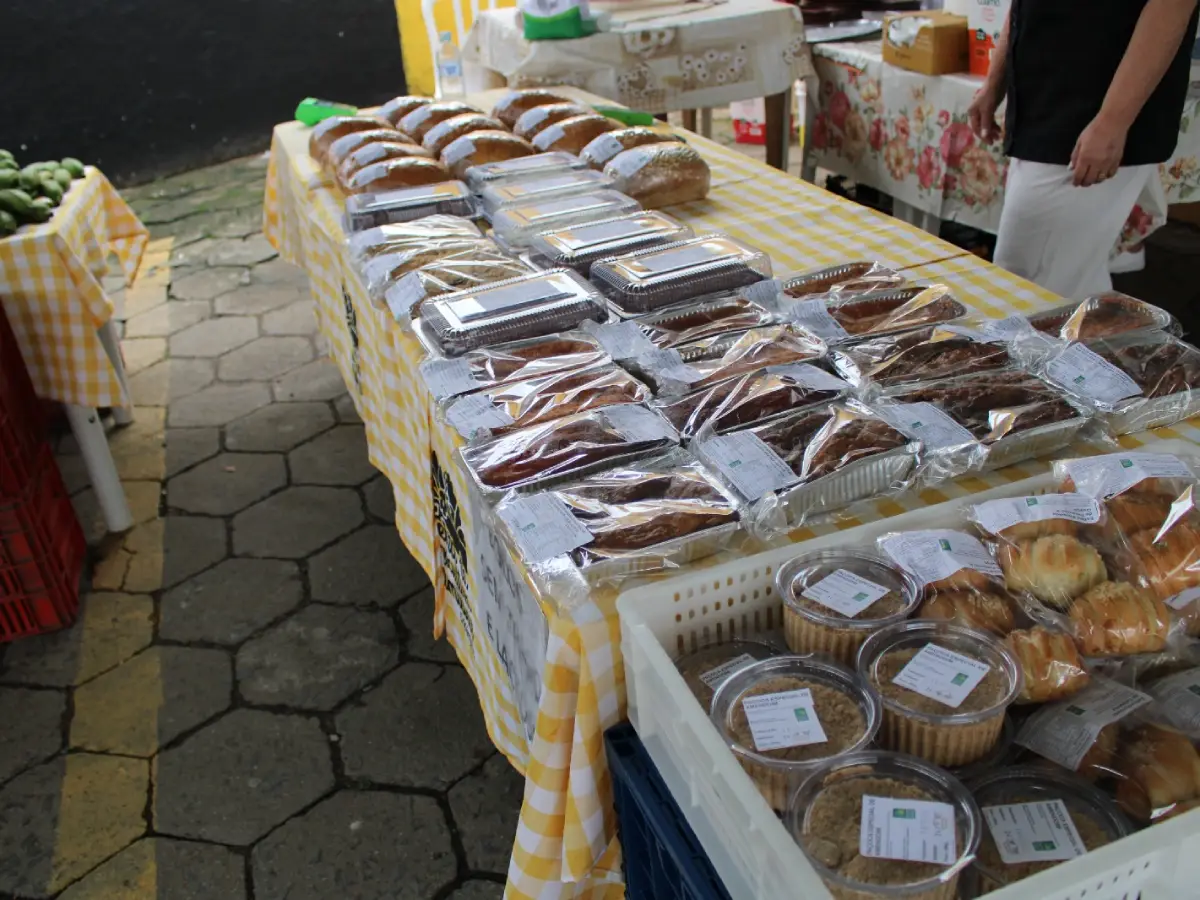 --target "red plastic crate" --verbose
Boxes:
[0,307,47,495]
